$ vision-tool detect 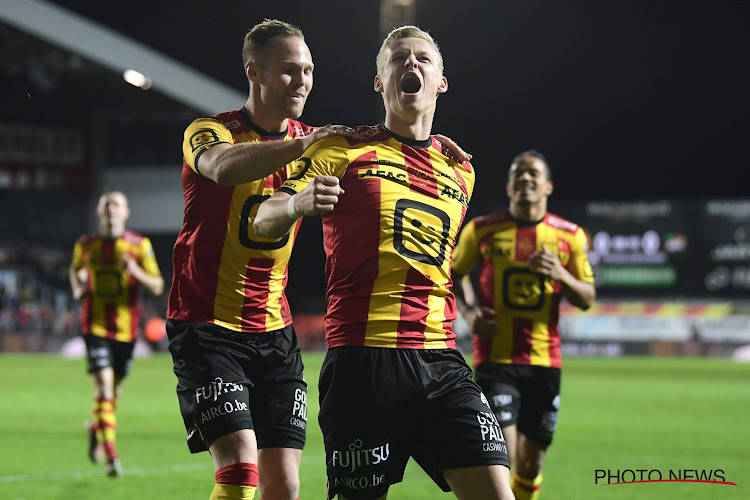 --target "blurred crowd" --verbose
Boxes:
[0,244,166,353]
